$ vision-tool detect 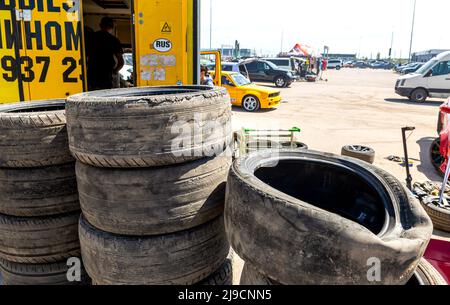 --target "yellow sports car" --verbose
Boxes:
[212,71,282,112]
